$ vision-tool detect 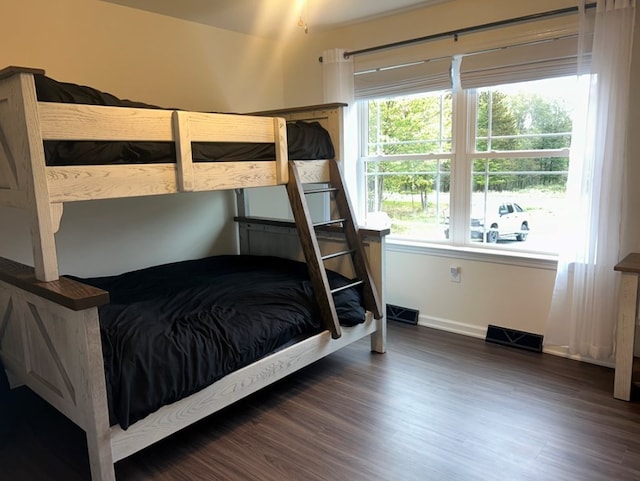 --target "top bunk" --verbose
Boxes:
[0,66,347,281]
[0,66,347,204]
